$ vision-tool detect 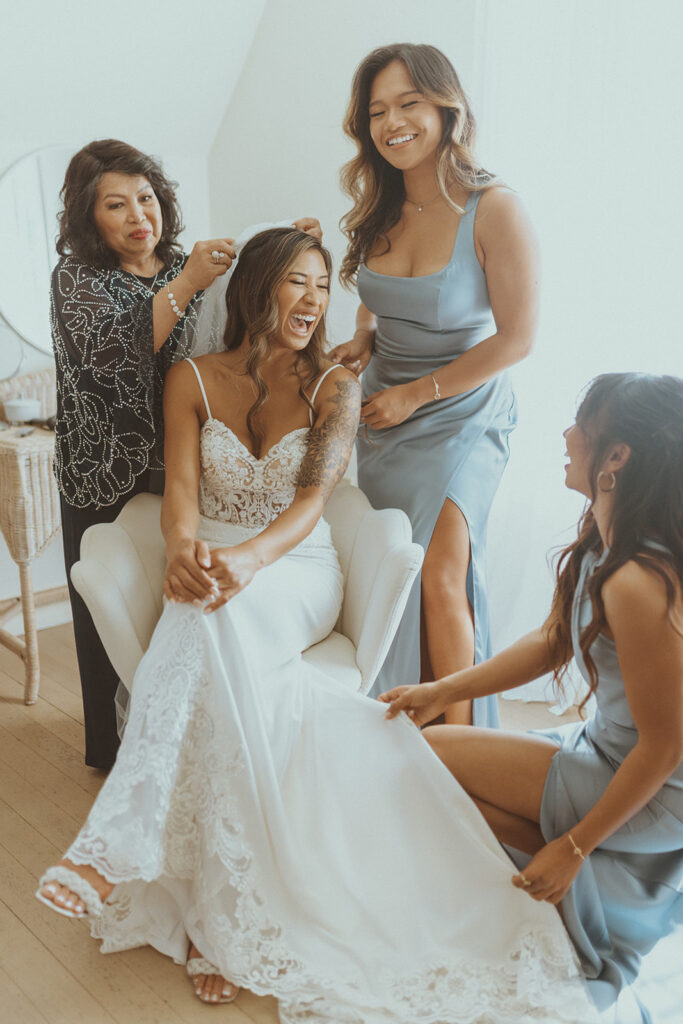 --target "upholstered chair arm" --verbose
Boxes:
[70,521,161,690]
[340,509,423,694]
